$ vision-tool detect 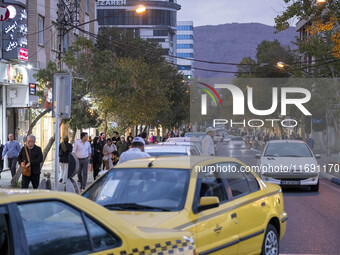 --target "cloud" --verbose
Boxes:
[177,0,287,26]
